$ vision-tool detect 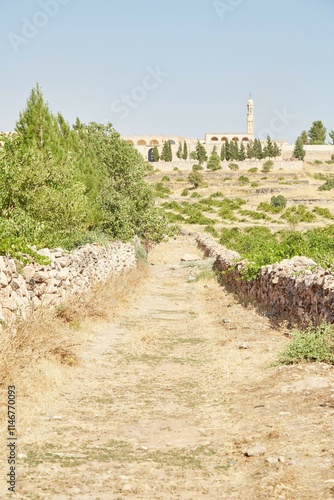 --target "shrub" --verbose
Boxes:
[154,182,171,198]
[251,182,259,187]
[248,167,258,174]
[173,167,180,171]
[176,177,186,182]
[278,323,334,365]
[228,163,239,171]
[188,171,204,188]
[238,175,250,185]
[280,205,316,224]
[271,195,287,208]
[181,188,189,197]
[262,160,274,173]
[161,175,170,182]
[313,207,334,220]
[314,160,323,165]
[319,179,334,191]
[190,192,202,198]
[257,202,284,214]
[192,164,203,171]
[204,225,219,237]
[239,209,270,221]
